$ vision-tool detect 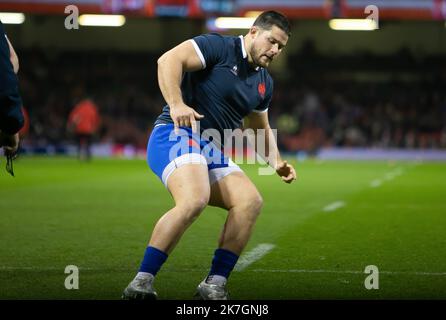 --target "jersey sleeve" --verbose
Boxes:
[252,75,273,113]
[190,33,226,69]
